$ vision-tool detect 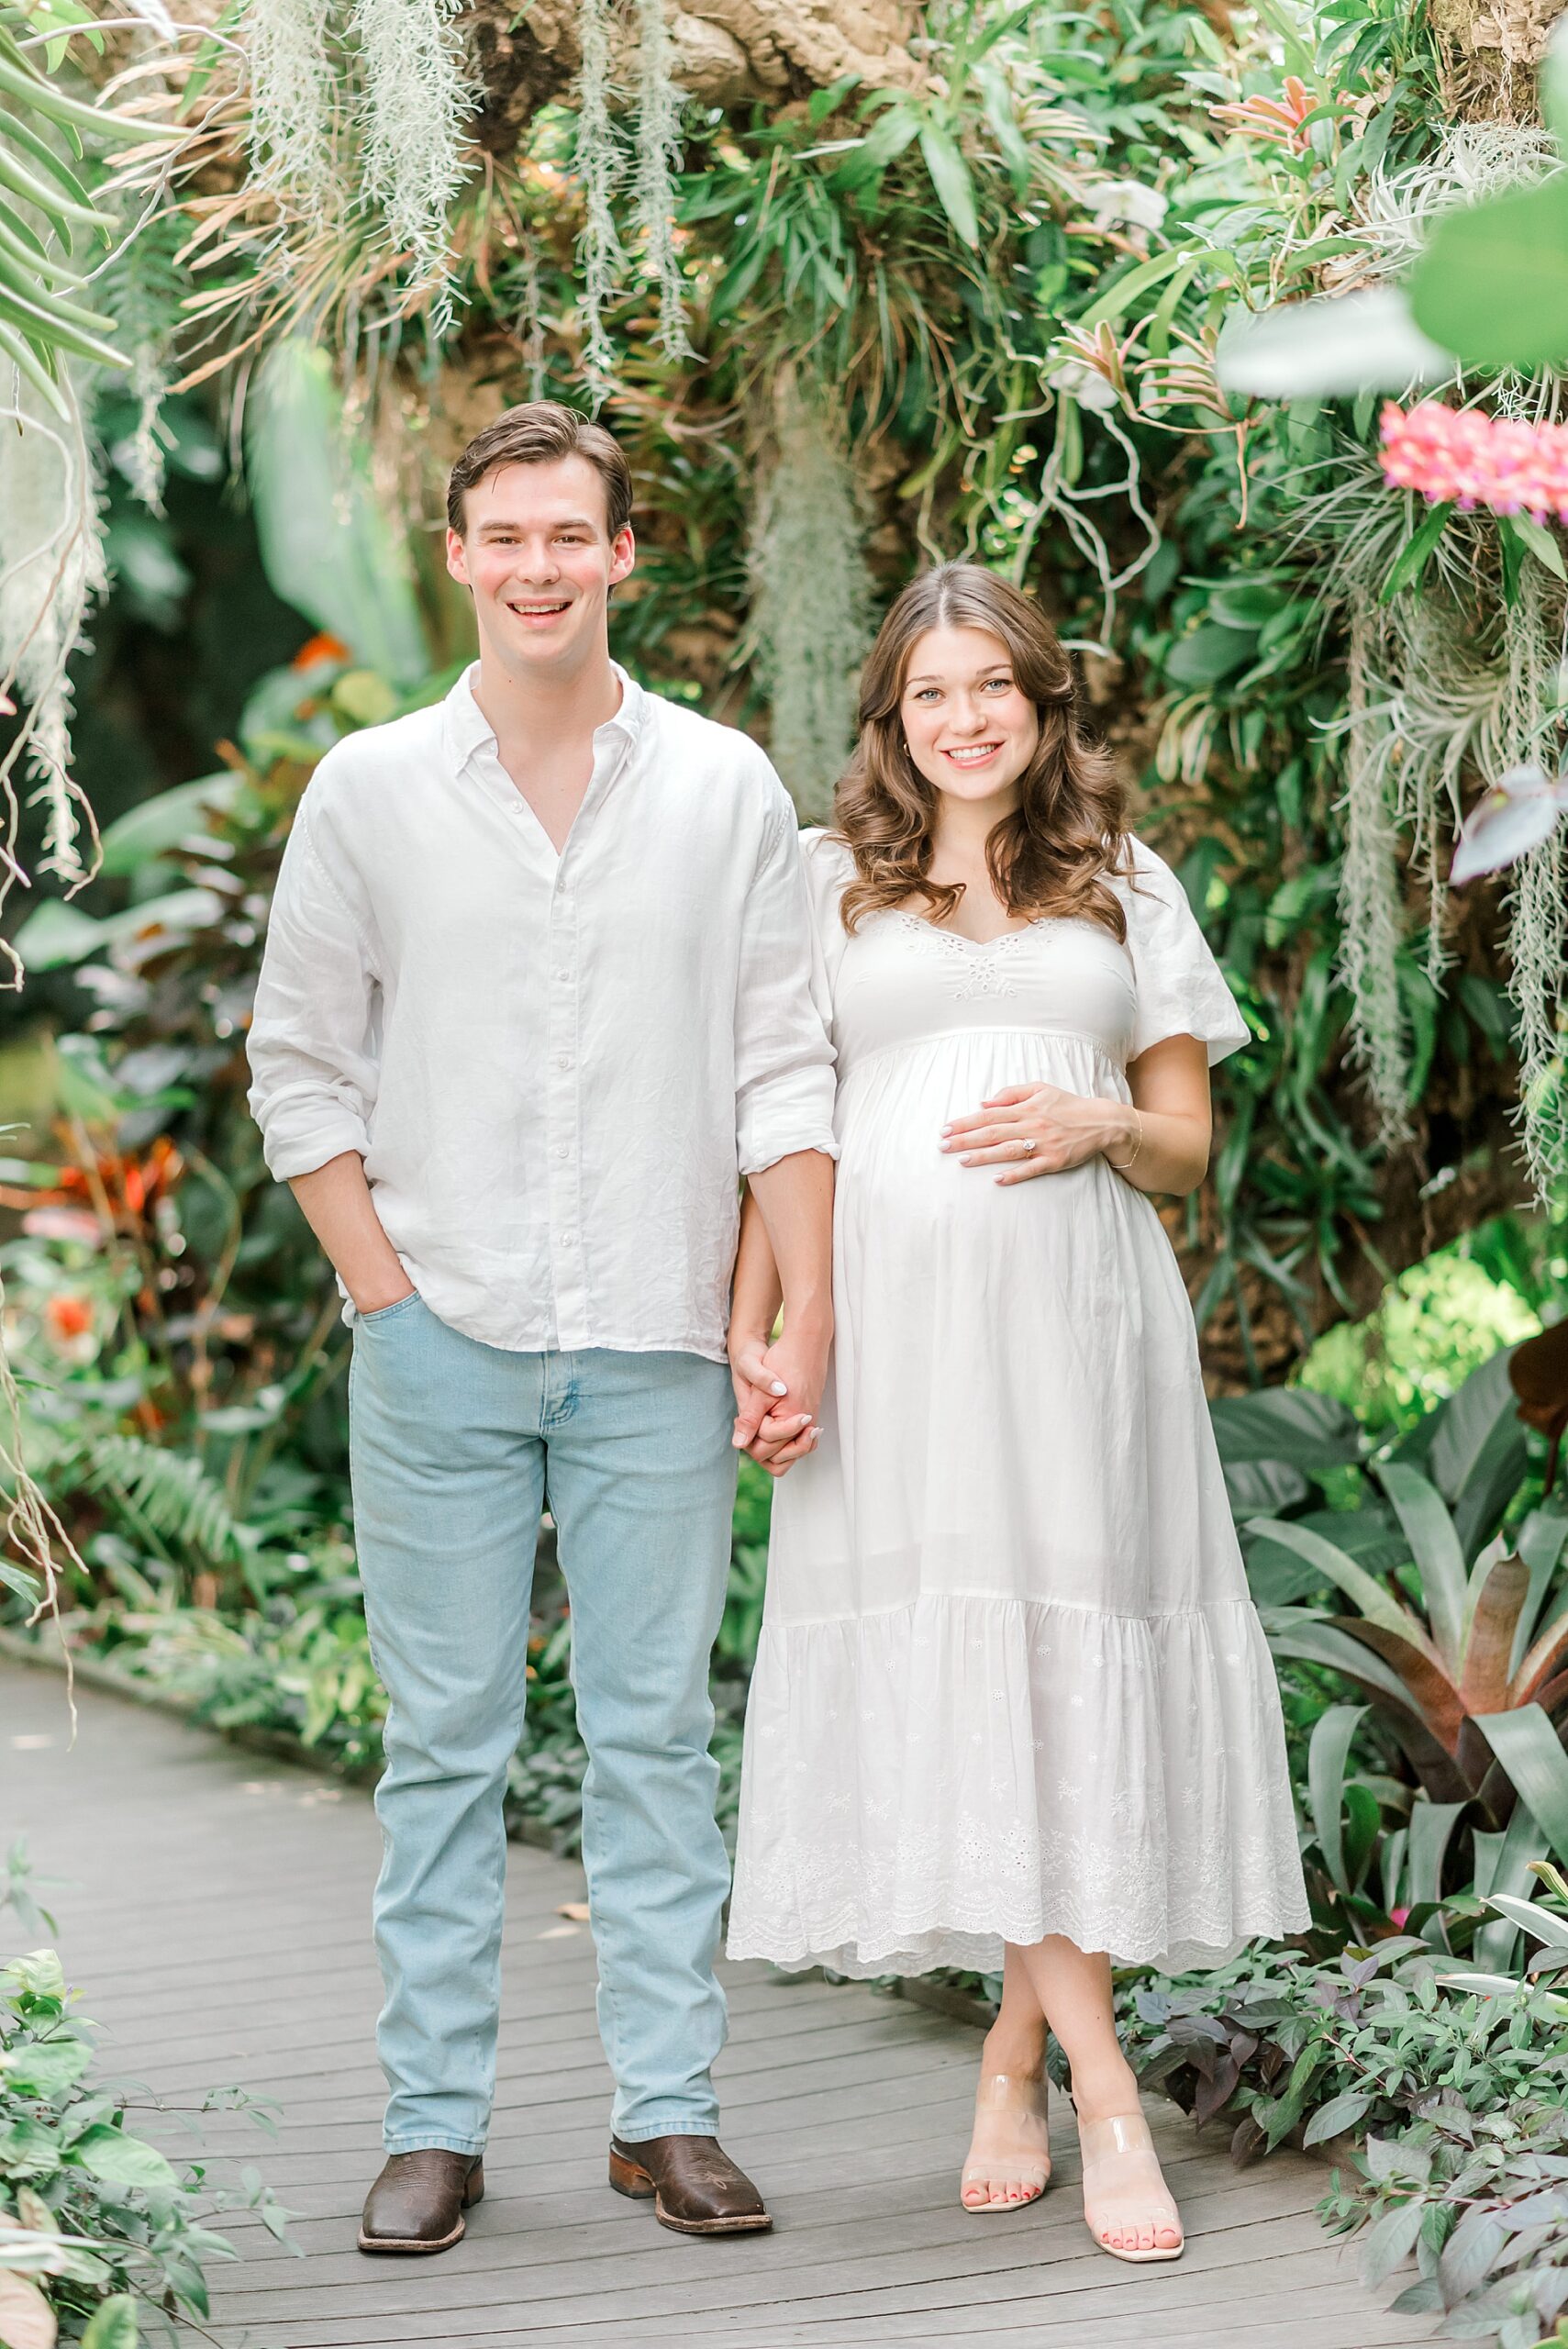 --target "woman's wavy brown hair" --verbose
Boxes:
[834,563,1132,937]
